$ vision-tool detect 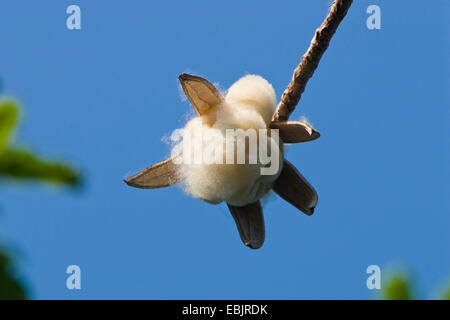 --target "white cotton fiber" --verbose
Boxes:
[174,75,283,207]
[225,75,278,125]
